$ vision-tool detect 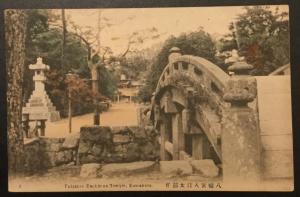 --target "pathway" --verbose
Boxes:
[43,102,140,138]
